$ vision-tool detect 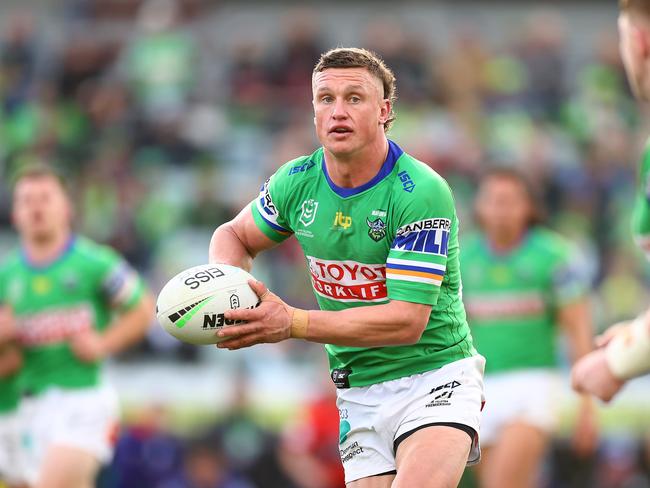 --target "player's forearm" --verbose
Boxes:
[605,310,650,379]
[559,299,593,363]
[209,223,255,271]
[102,291,155,355]
[303,301,430,347]
[0,344,22,378]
